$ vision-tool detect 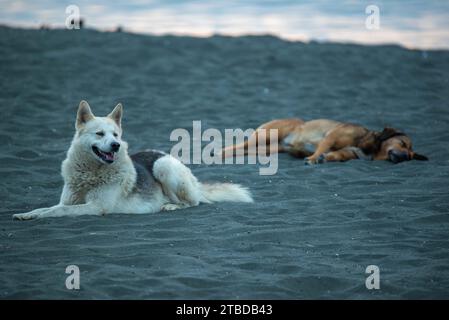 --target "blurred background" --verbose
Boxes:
[1,0,448,49]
